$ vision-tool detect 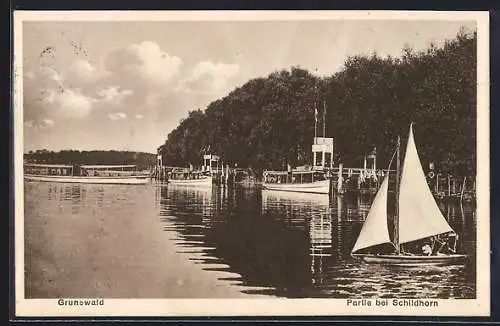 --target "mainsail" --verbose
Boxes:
[398,124,454,244]
[351,174,391,253]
